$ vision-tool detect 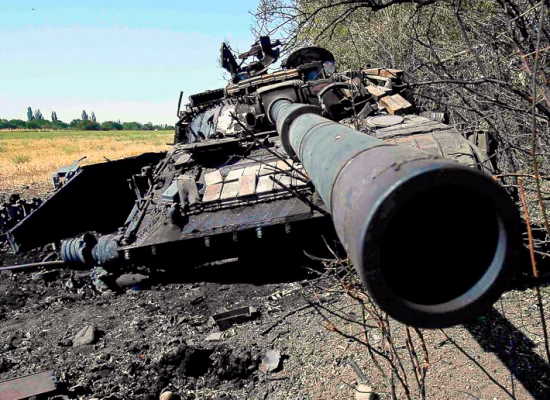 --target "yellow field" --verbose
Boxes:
[0,130,172,193]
